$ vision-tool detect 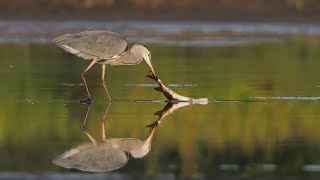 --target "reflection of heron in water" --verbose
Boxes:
[52,98,204,172]
[53,30,156,103]
[52,74,209,172]
[52,103,156,172]
[146,101,196,130]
